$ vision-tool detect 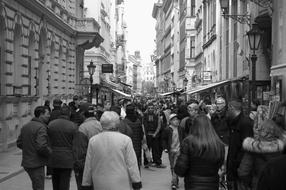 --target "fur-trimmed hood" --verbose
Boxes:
[243,136,286,153]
